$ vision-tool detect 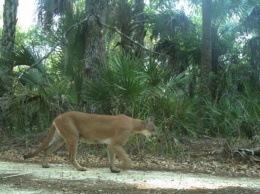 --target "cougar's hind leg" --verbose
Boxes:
[107,146,120,173]
[66,139,86,171]
[42,132,64,168]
